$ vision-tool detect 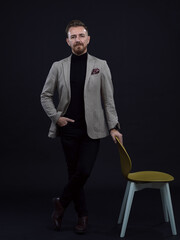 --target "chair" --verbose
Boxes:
[116,137,177,238]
